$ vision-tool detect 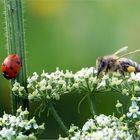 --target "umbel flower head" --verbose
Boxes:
[12,67,140,104]
[12,67,98,102]
[0,107,45,140]
[59,95,140,139]
[59,114,133,140]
